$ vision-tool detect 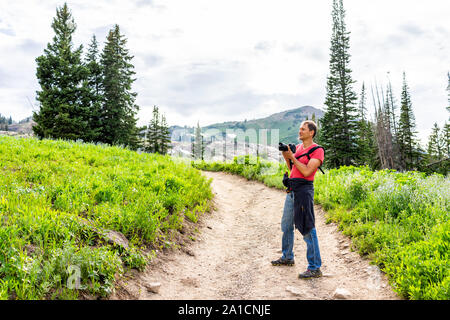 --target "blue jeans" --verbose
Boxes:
[281,192,322,270]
